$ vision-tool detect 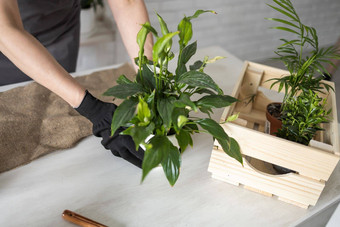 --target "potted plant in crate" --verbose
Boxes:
[265,0,340,173]
[103,10,243,186]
